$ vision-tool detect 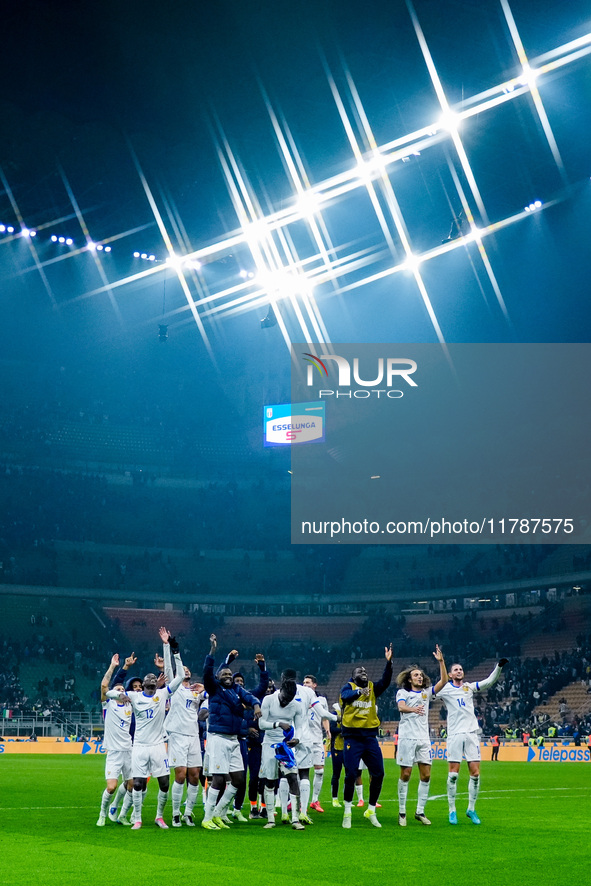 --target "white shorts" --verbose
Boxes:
[447,732,481,763]
[167,732,203,770]
[311,741,325,767]
[206,732,243,775]
[294,741,313,770]
[105,748,132,781]
[397,738,432,768]
[132,742,170,779]
[260,742,294,780]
